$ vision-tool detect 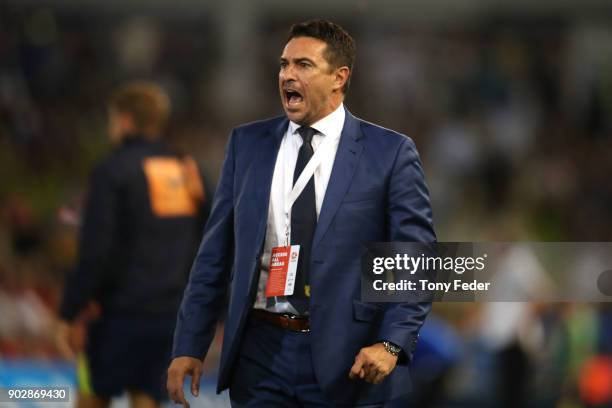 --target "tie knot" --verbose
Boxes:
[298,126,316,144]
